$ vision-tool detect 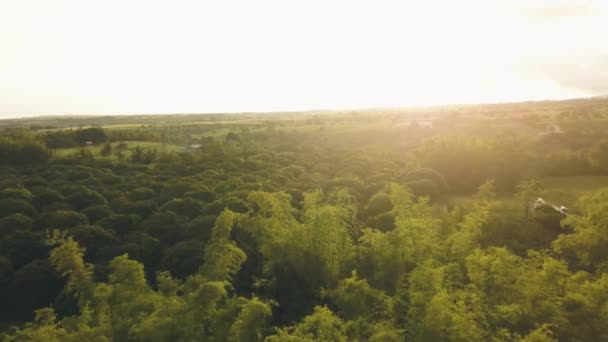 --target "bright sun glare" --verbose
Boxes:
[0,0,606,116]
